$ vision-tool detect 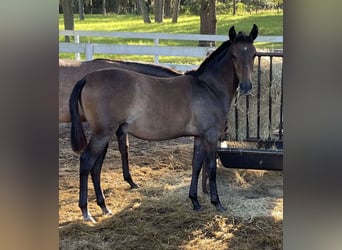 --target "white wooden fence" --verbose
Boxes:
[59,30,283,71]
